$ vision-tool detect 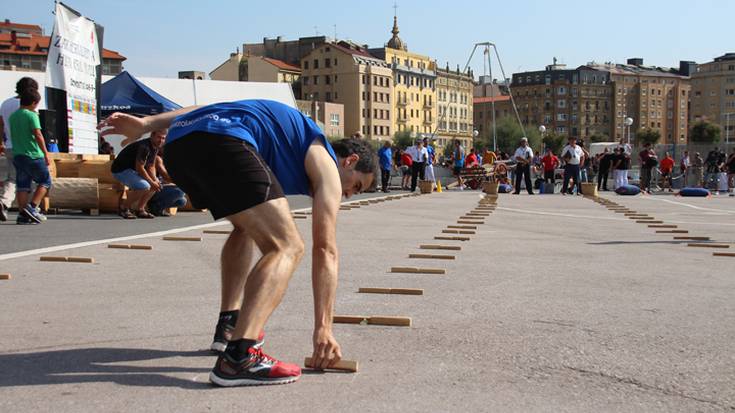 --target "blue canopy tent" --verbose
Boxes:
[100,71,181,116]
